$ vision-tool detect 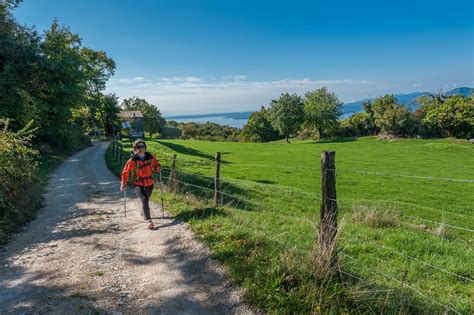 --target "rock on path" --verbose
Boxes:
[0,141,253,314]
